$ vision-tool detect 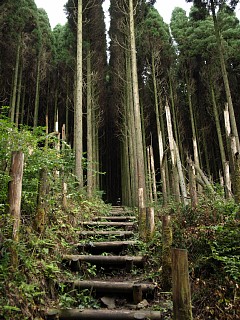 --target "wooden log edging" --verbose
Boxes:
[46,309,162,320]
[92,216,136,222]
[82,221,136,229]
[63,255,144,267]
[76,240,137,251]
[71,280,156,294]
[77,231,134,238]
